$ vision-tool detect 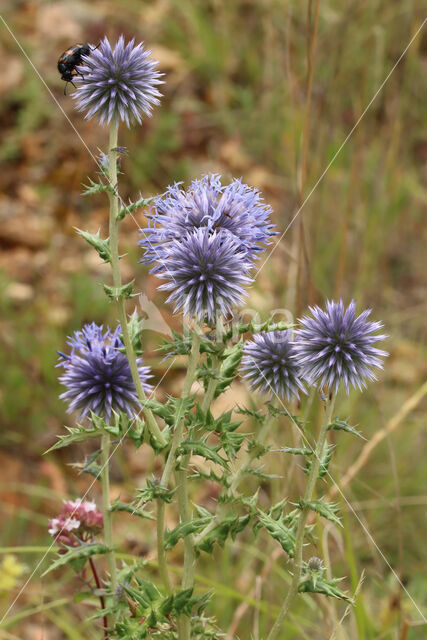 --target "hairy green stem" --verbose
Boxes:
[101,434,117,598]
[266,395,336,640]
[156,499,172,595]
[107,120,166,448]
